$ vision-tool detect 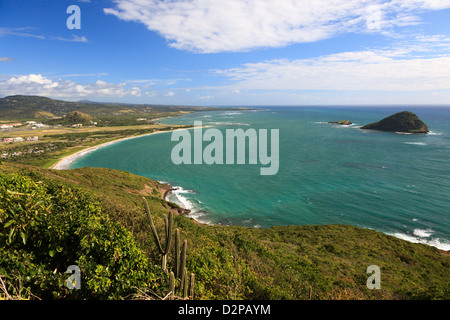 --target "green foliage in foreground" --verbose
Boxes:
[0,170,165,299]
[0,163,449,300]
